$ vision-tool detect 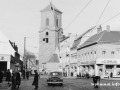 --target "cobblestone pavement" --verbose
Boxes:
[1,76,120,90]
